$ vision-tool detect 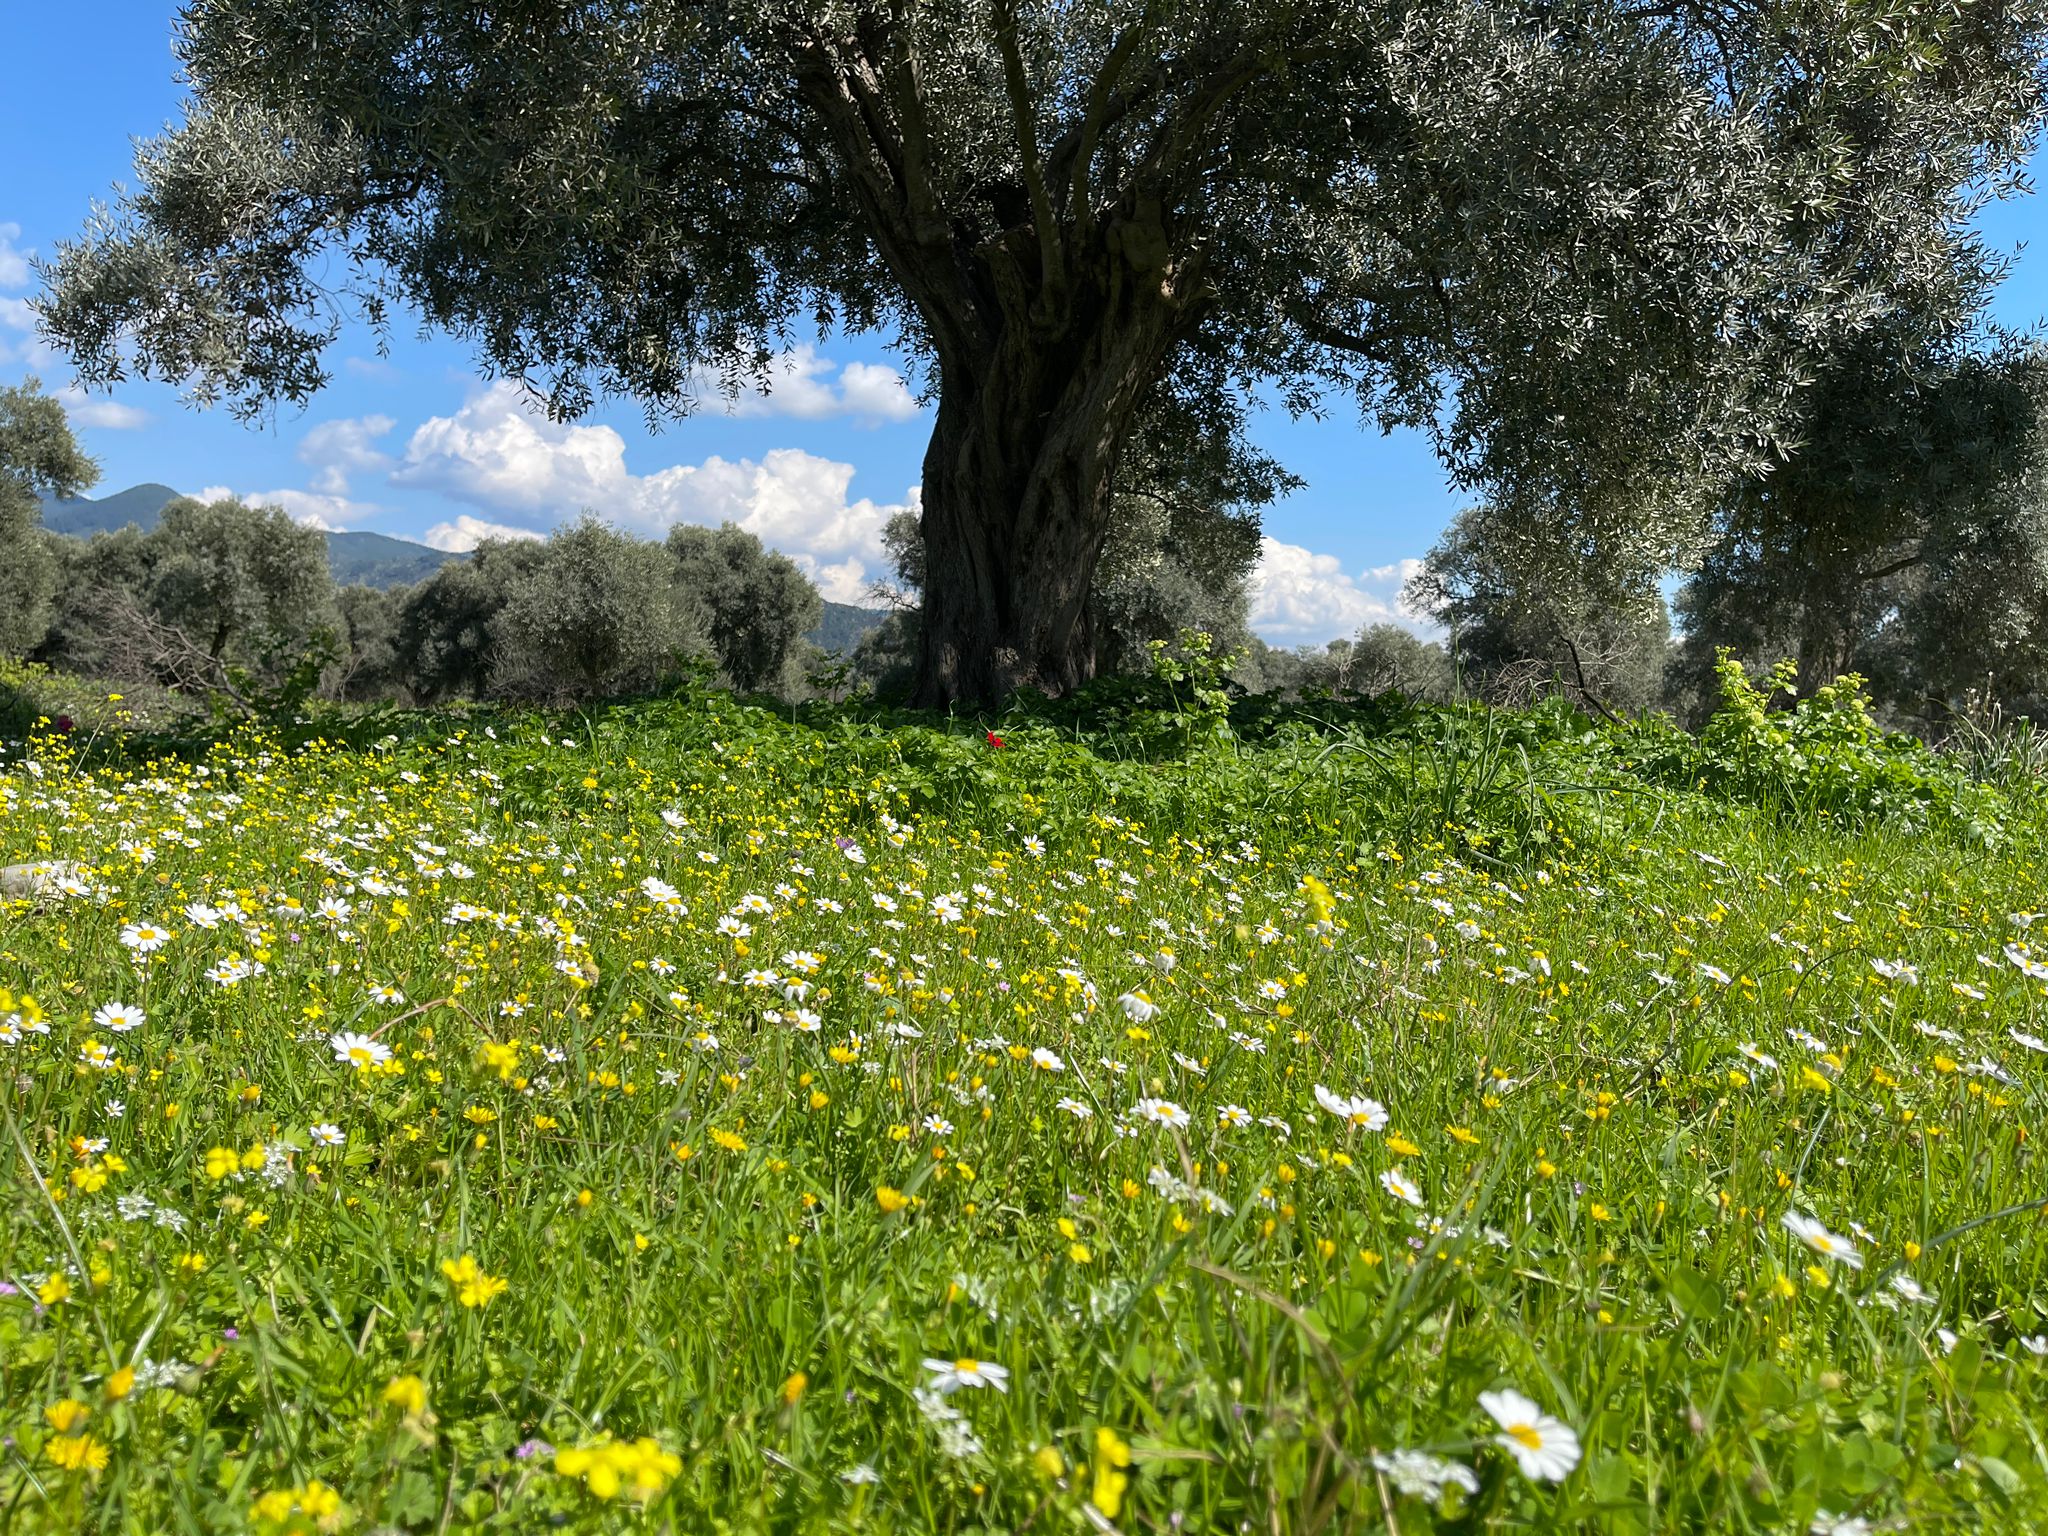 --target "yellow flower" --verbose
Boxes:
[252,1489,296,1523]
[45,1434,110,1474]
[253,1479,342,1526]
[70,1163,109,1193]
[440,1253,509,1308]
[37,1273,71,1306]
[383,1374,429,1416]
[302,1481,344,1518]
[781,1371,808,1404]
[44,1399,89,1433]
[1385,1134,1421,1157]
[204,1146,239,1181]
[1301,875,1335,926]
[1091,1426,1132,1518]
[710,1127,747,1153]
[1033,1444,1066,1480]
[105,1367,136,1402]
[555,1437,682,1501]
[876,1185,910,1213]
